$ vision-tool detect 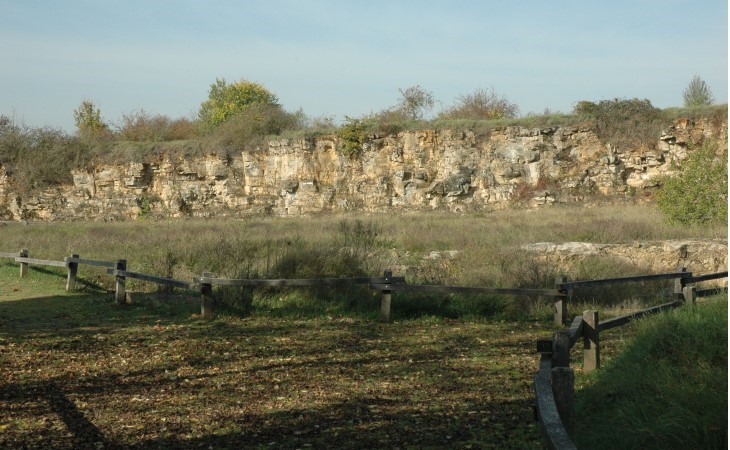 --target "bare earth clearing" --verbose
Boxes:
[0,266,627,449]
